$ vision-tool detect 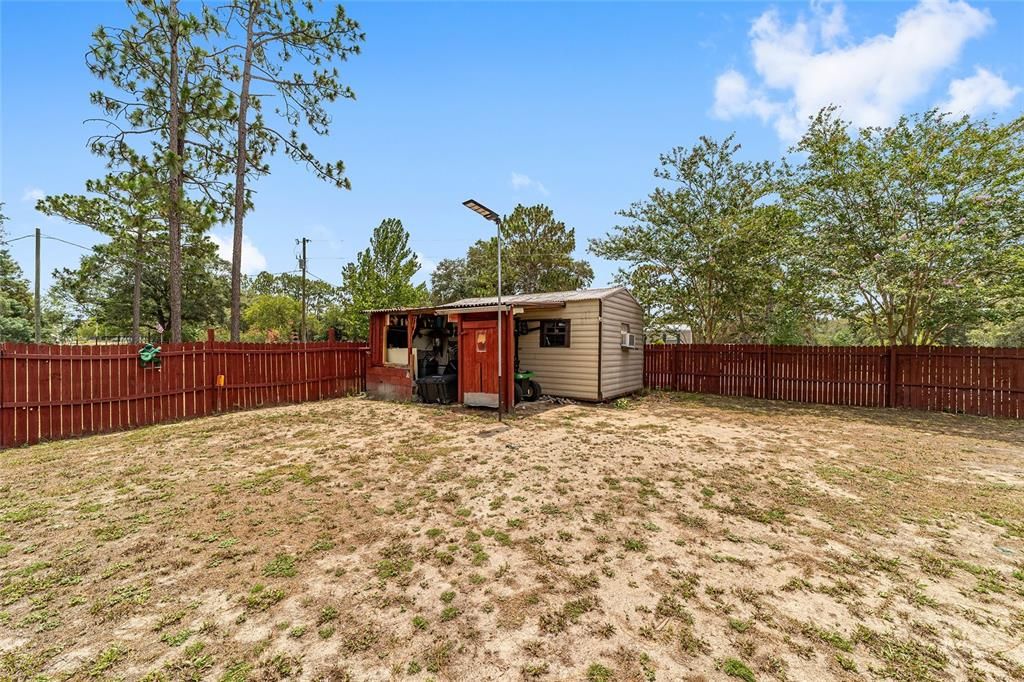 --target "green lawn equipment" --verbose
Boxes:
[513,320,542,403]
[138,343,162,369]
